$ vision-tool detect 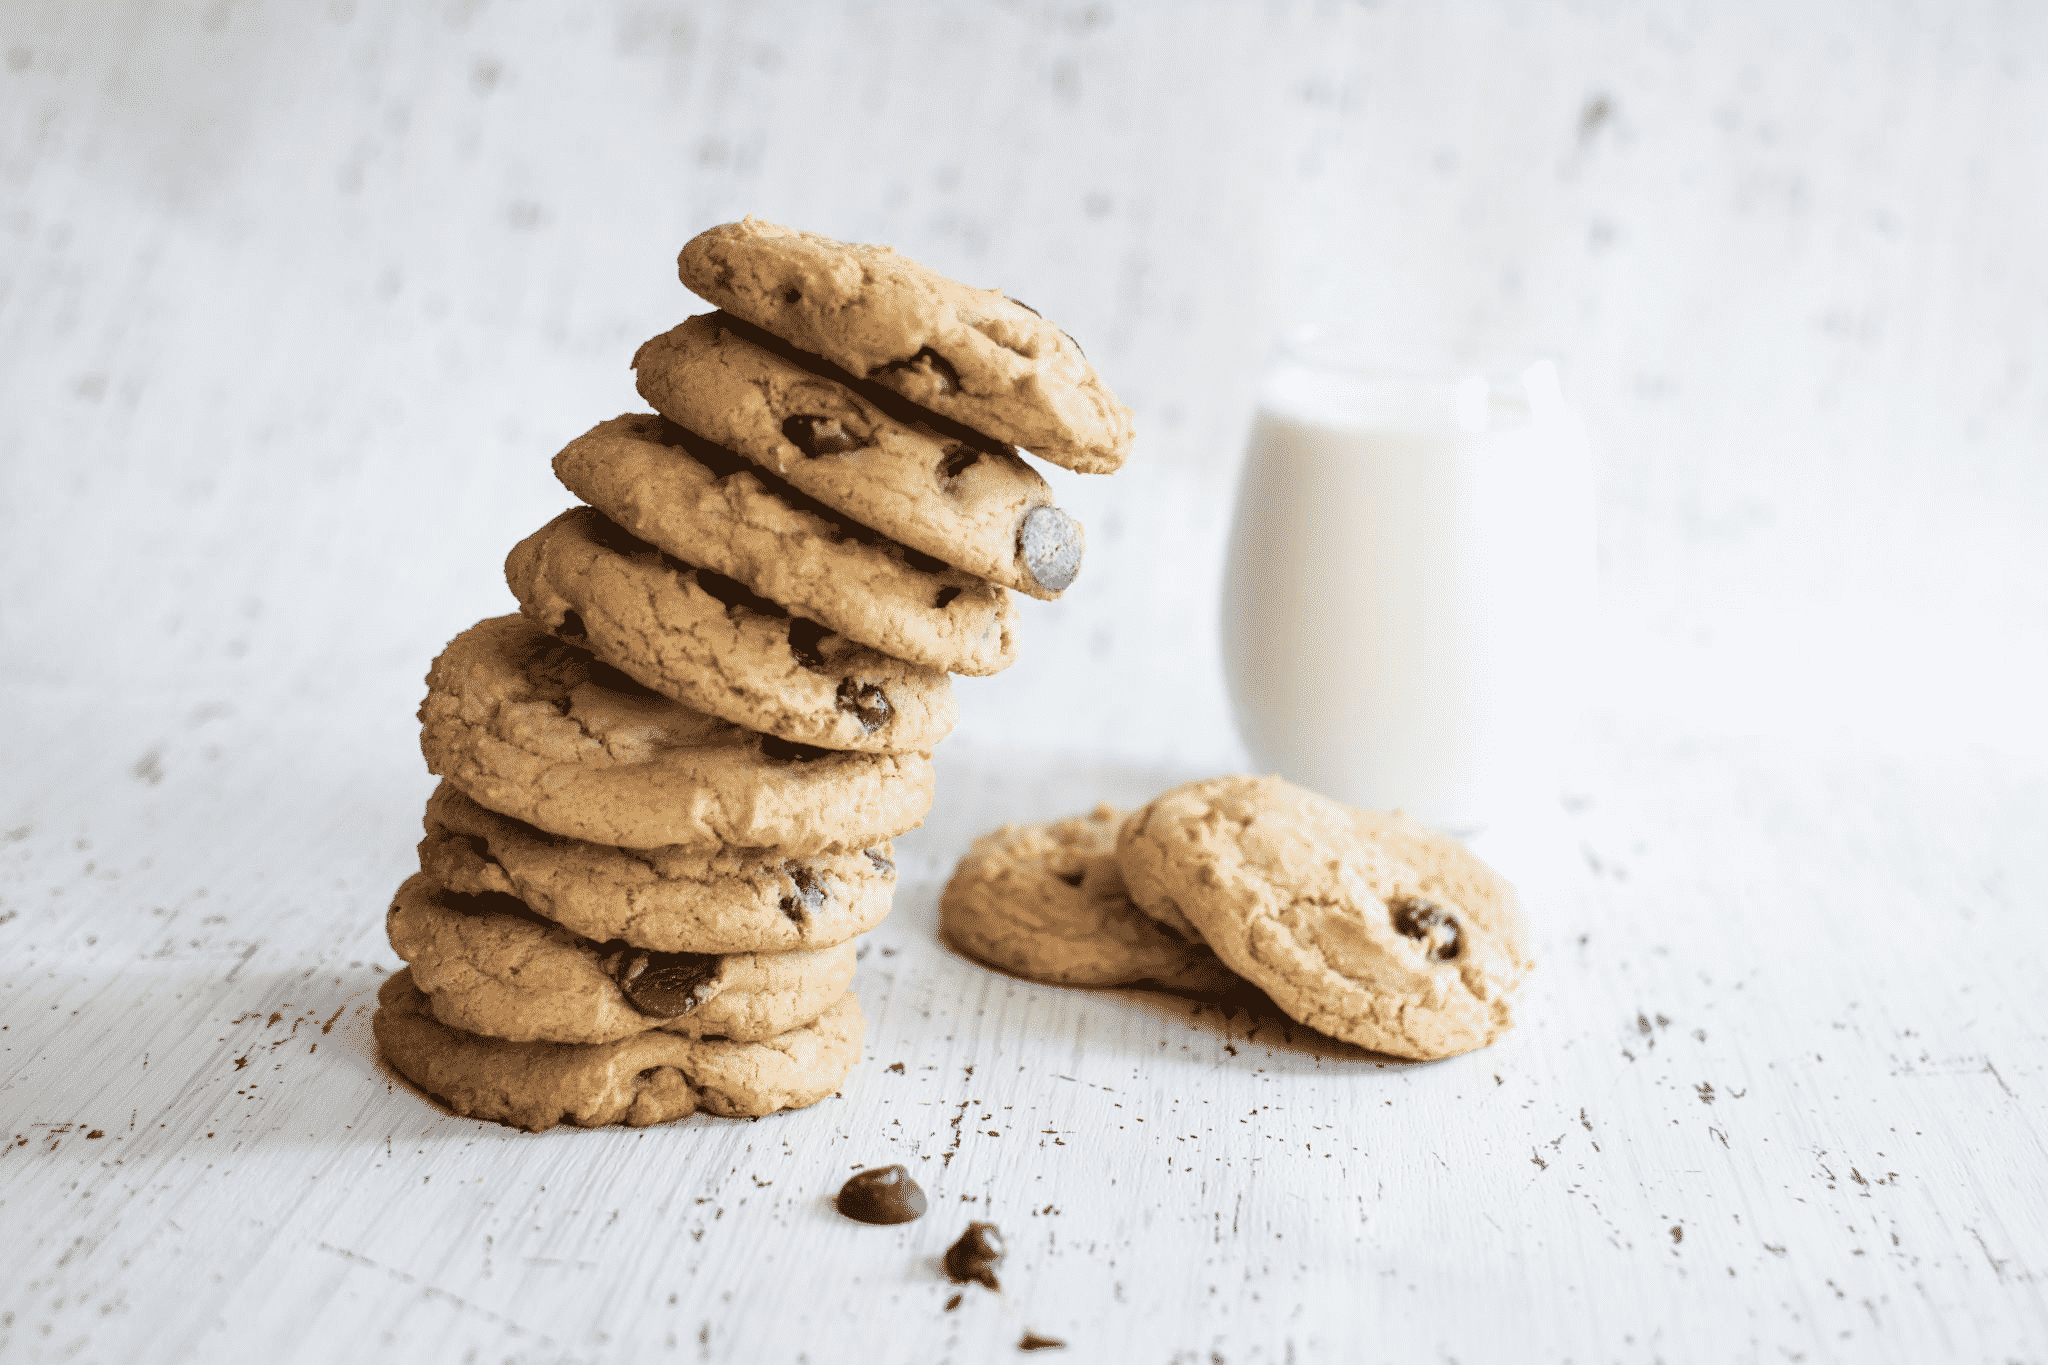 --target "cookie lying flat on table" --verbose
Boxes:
[1116,776,1532,1061]
[634,313,1083,598]
[507,506,955,753]
[419,615,933,853]
[386,873,857,1045]
[555,414,1018,676]
[419,783,896,955]
[941,805,1240,993]
[373,969,862,1132]
[678,217,1133,474]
